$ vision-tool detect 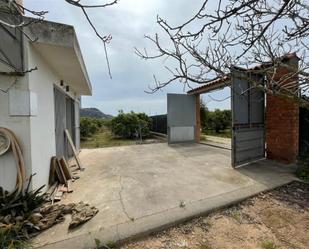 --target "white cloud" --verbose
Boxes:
[23,0,230,115]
